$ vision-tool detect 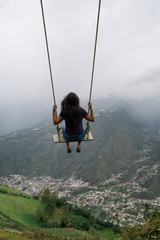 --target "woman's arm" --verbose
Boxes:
[85,102,95,122]
[52,104,63,125]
